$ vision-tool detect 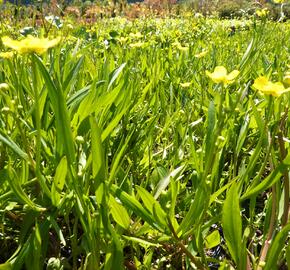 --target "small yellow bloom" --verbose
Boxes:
[195,50,208,58]
[252,76,290,97]
[273,0,286,3]
[66,24,74,30]
[0,51,14,59]
[172,41,189,52]
[256,8,269,17]
[129,42,145,48]
[206,66,239,85]
[118,37,128,44]
[177,45,189,52]
[180,82,191,88]
[2,35,60,55]
[129,32,143,39]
